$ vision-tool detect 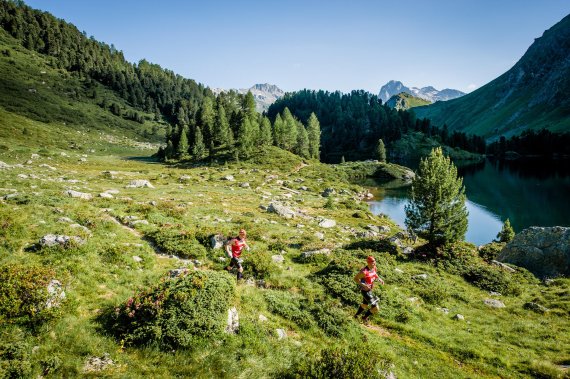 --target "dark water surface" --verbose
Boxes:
[362,158,570,246]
